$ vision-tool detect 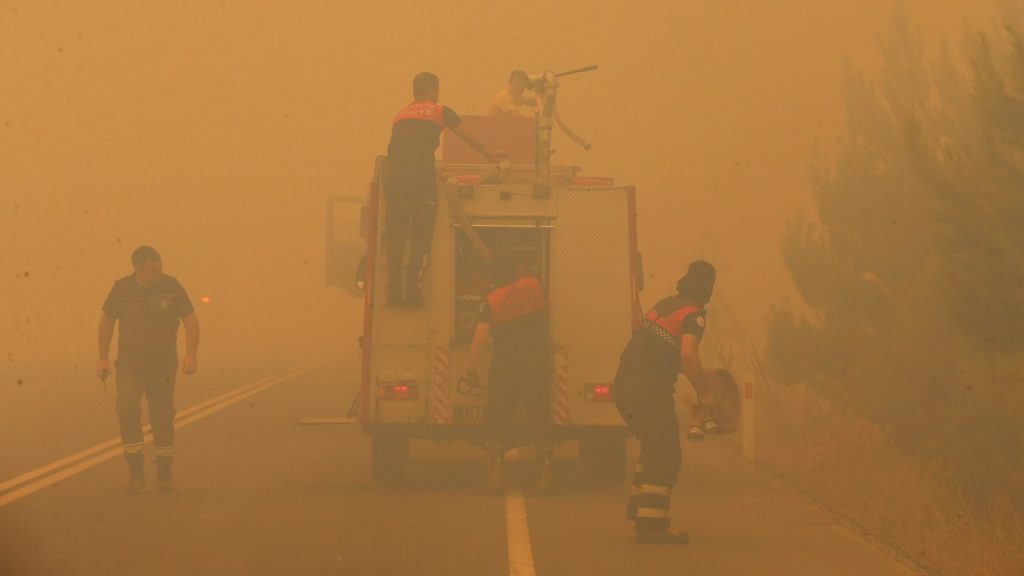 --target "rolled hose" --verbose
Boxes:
[704,368,741,434]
